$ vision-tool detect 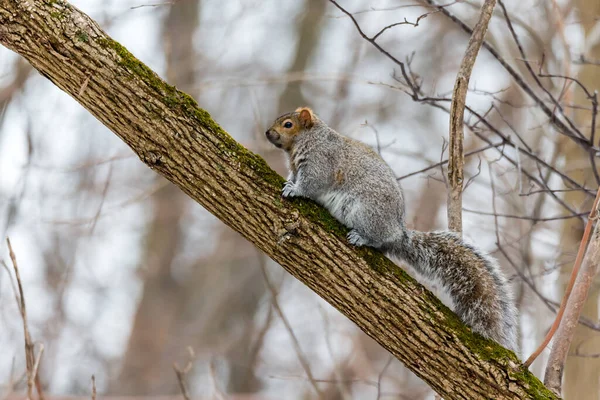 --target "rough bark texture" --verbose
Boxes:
[0,1,558,398]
